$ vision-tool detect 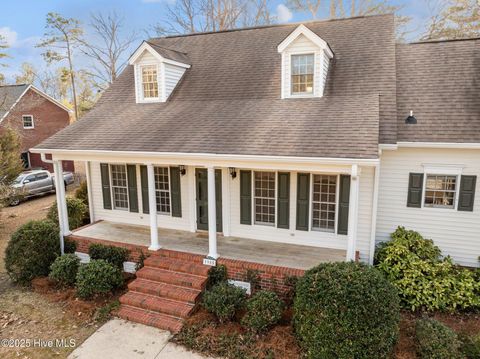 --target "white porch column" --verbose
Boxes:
[53,160,69,254]
[346,164,360,261]
[147,164,160,250]
[85,161,94,223]
[207,166,218,259]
